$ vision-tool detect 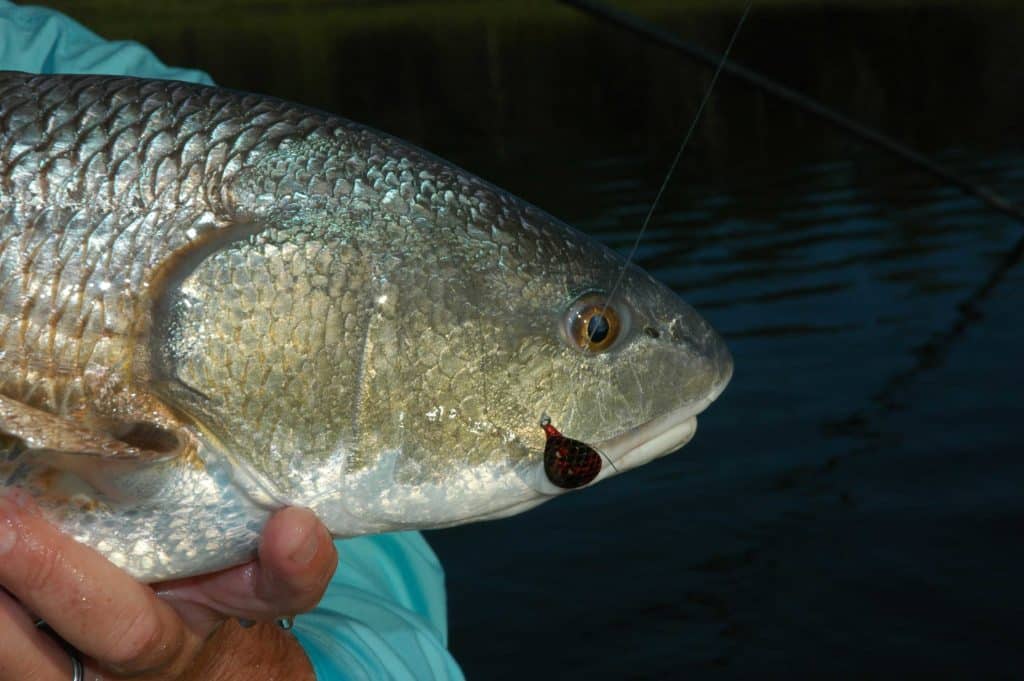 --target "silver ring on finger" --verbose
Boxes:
[35,620,85,681]
[68,648,84,681]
